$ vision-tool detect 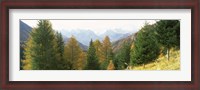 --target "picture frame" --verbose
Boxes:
[0,0,199,89]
